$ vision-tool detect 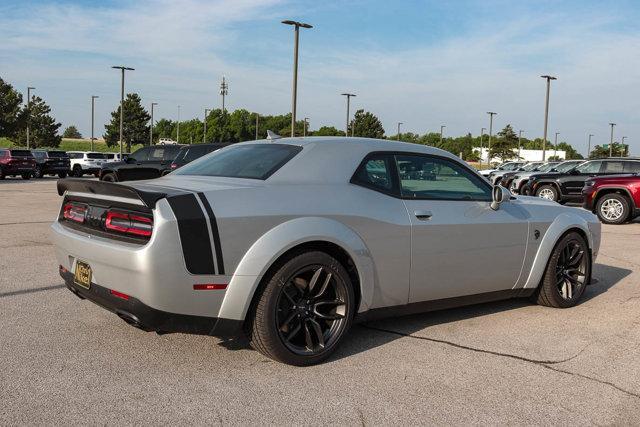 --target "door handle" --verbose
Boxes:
[414,210,433,220]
